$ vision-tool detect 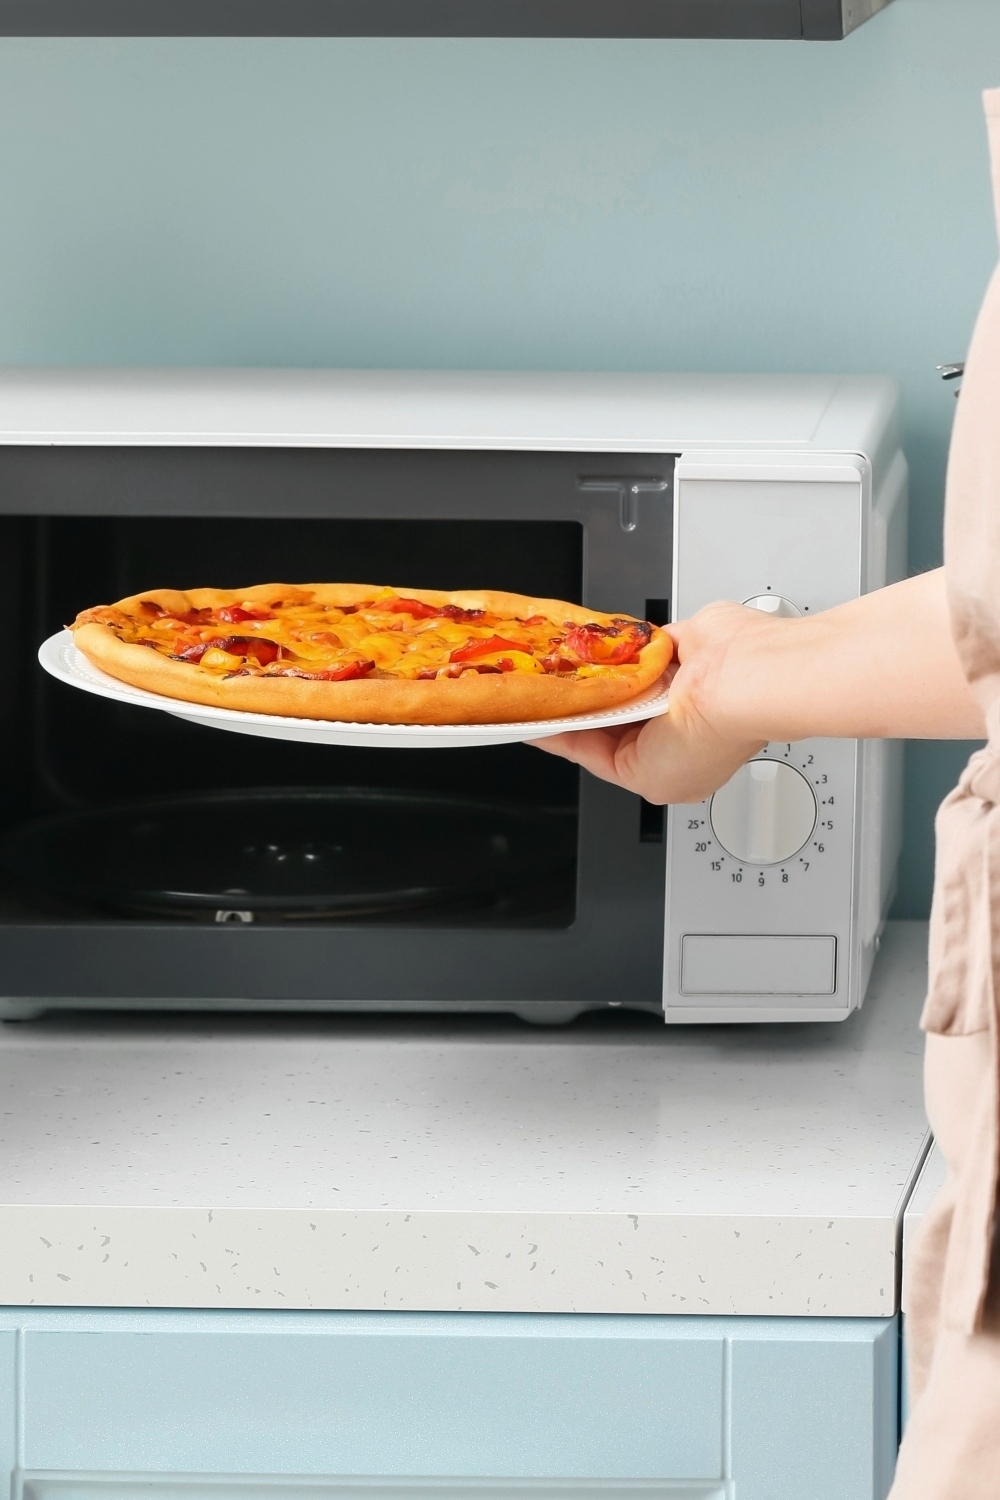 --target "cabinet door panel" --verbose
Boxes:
[21,1330,724,1479]
[730,1325,898,1500]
